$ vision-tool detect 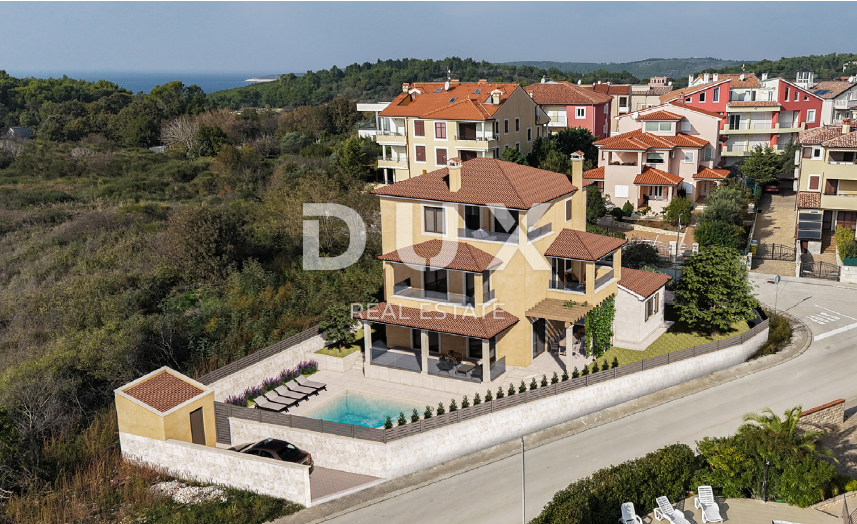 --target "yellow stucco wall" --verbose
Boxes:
[115,394,166,441]
[162,393,217,447]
